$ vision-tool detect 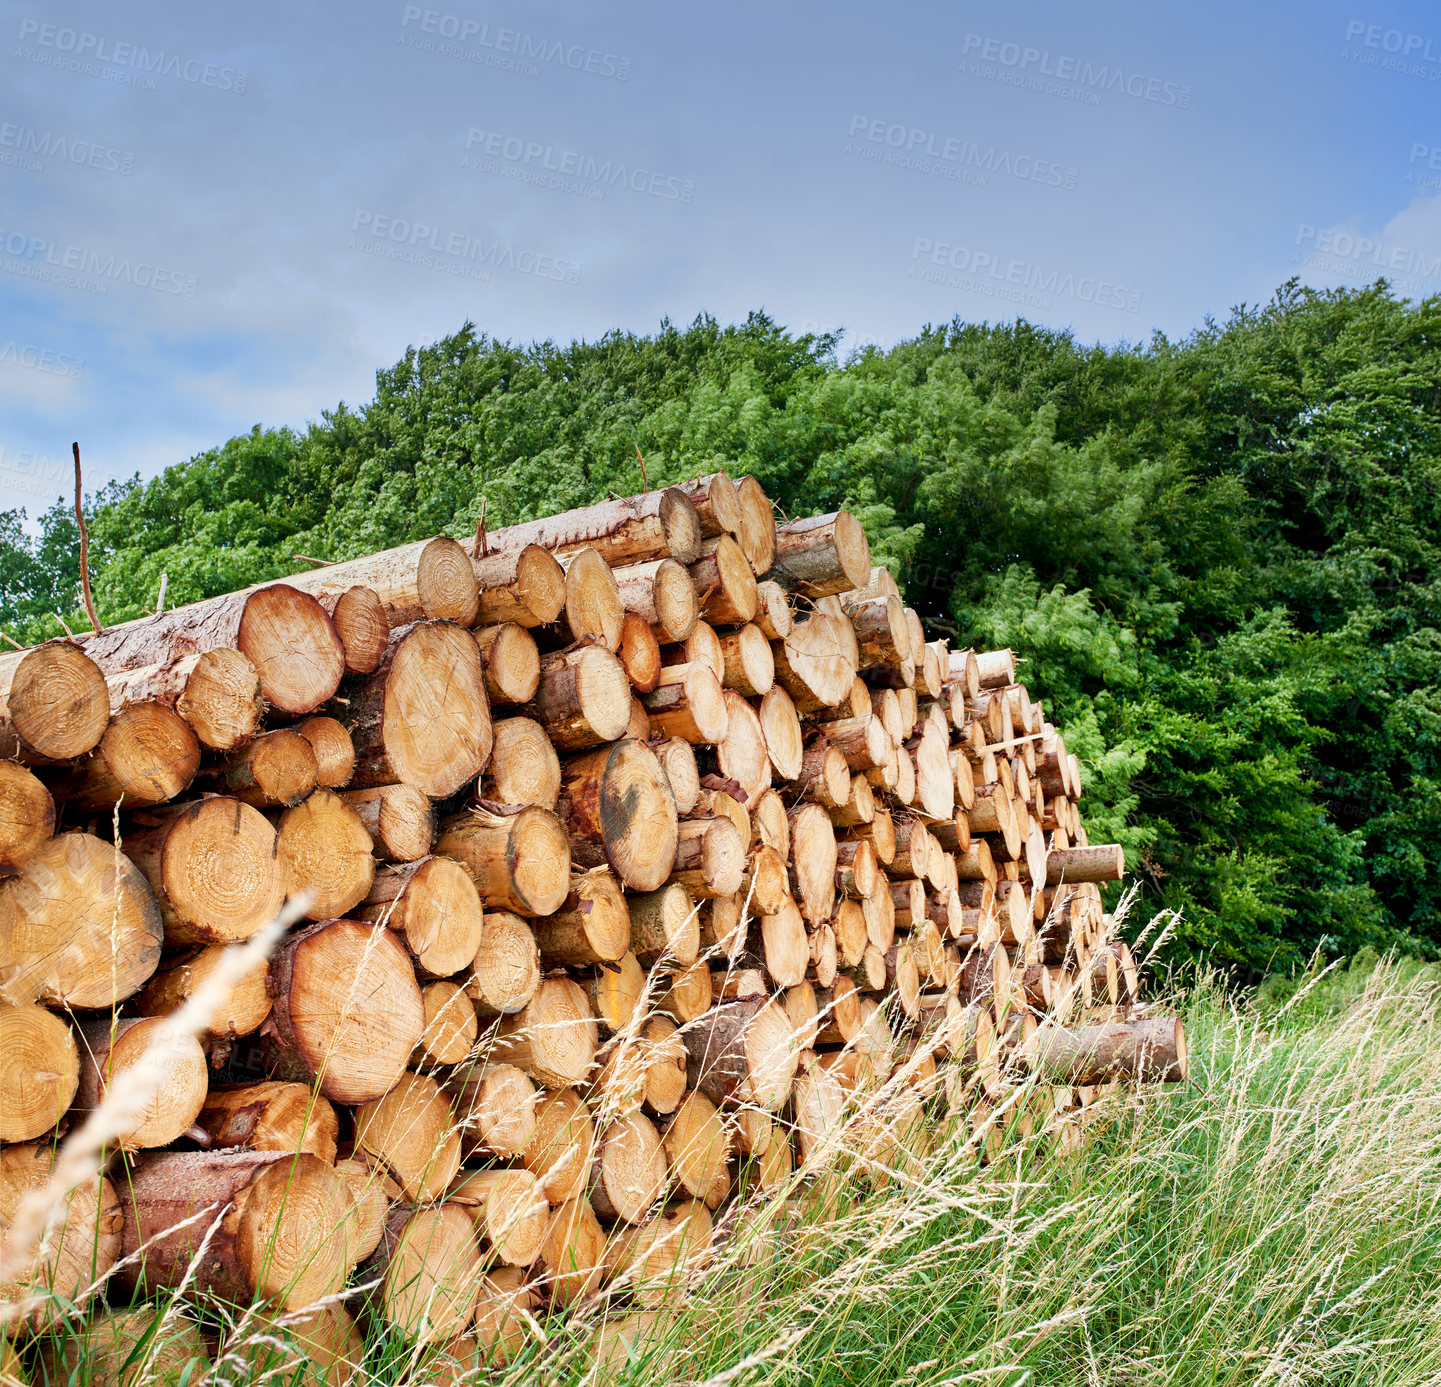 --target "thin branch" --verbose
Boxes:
[0,632,24,651]
[635,443,648,492]
[291,554,333,567]
[475,495,488,557]
[154,572,167,616]
[72,442,103,635]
